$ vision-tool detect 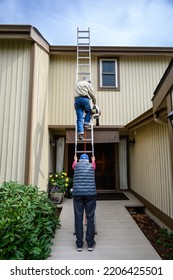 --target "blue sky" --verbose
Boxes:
[0,0,173,46]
